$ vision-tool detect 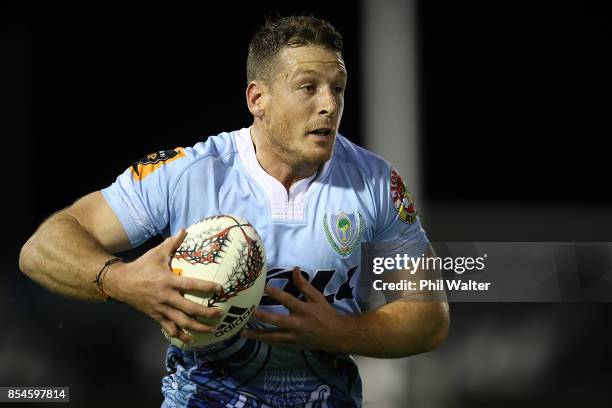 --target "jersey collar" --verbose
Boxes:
[235,127,332,221]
